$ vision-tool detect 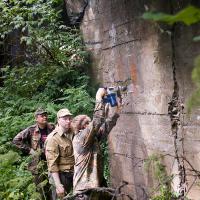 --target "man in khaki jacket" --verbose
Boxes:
[45,108,74,200]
